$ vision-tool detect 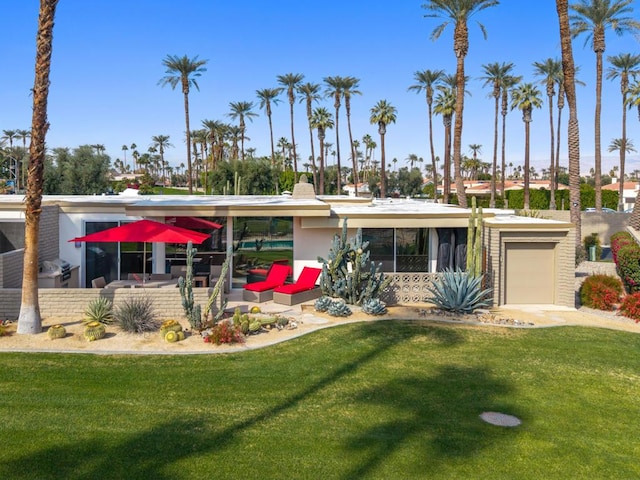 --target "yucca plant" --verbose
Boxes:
[84,297,113,324]
[427,268,493,314]
[113,296,159,333]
